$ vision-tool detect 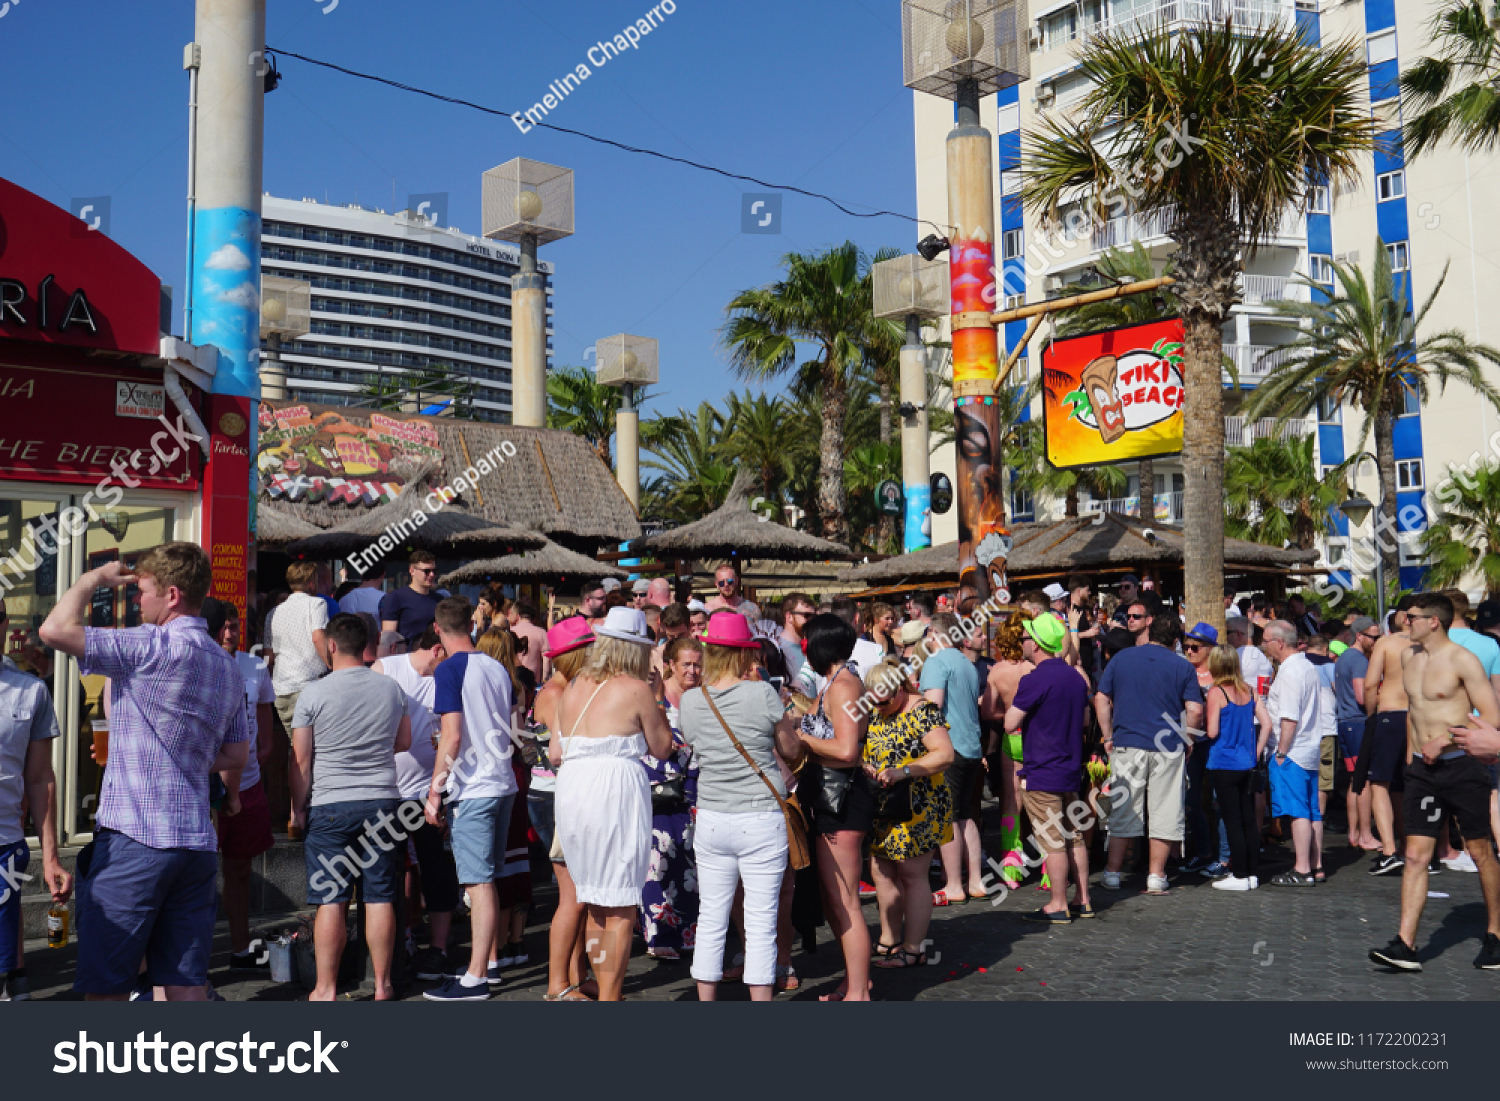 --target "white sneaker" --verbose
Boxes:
[1146,874,1170,895]
[1442,852,1479,873]
[1100,870,1121,891]
[1249,876,1259,889]
[1212,875,1253,891]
